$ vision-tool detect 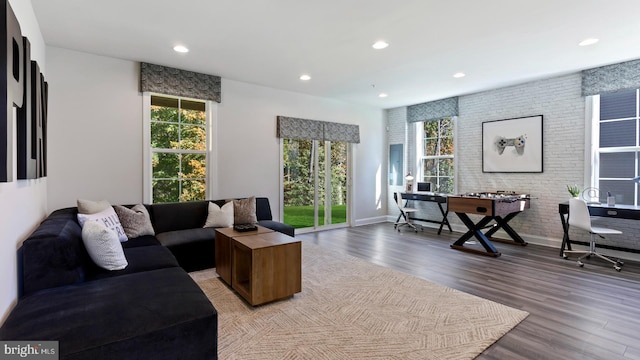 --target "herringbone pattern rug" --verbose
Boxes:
[192,242,528,359]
